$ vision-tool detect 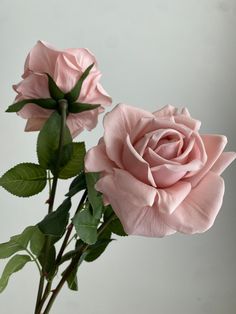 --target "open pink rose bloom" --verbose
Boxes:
[14,41,112,137]
[85,104,236,237]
